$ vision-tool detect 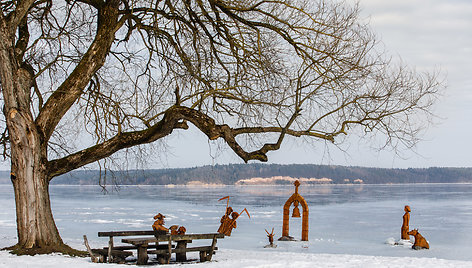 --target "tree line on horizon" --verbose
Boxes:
[1,164,469,185]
